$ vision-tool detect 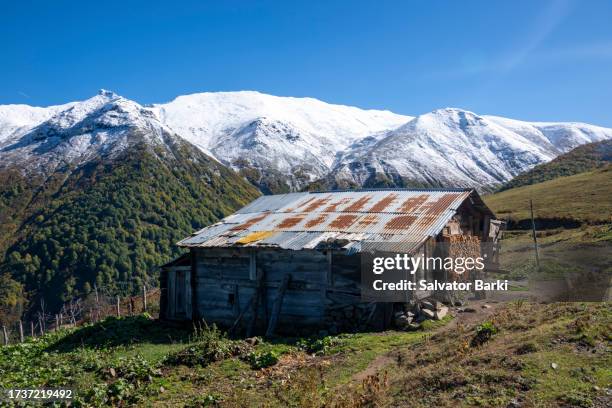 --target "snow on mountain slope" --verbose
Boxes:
[0,101,76,144]
[485,116,612,153]
[151,91,411,171]
[330,108,612,190]
[1,90,611,192]
[0,90,181,175]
